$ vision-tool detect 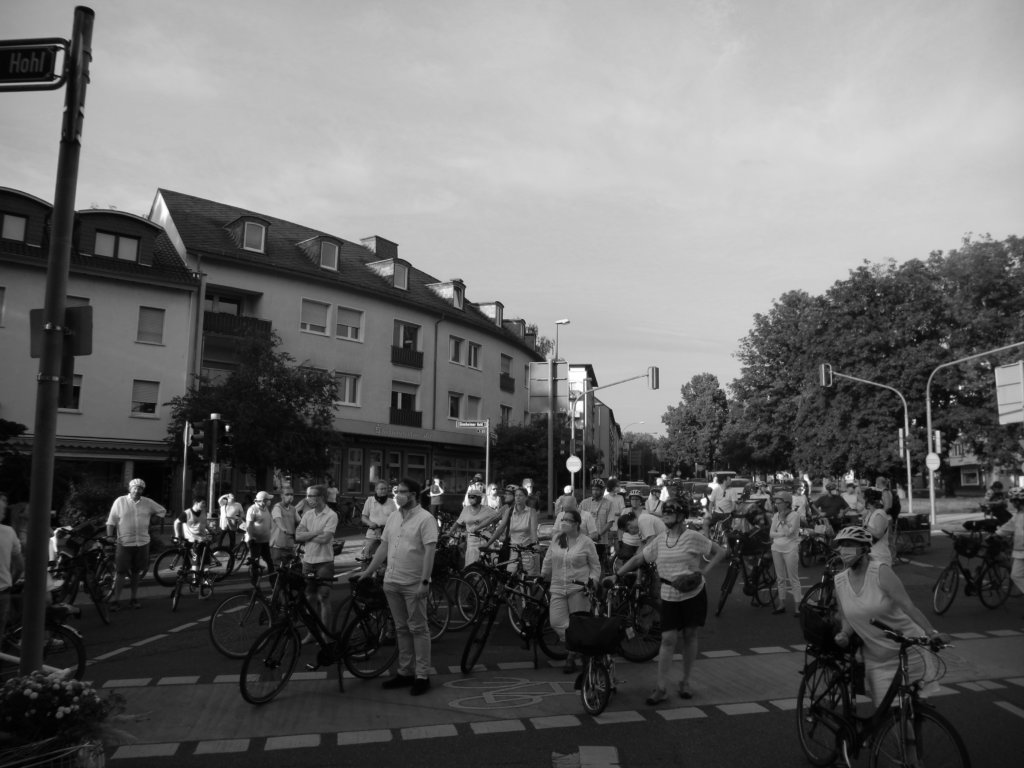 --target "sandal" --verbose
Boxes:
[646,688,668,705]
